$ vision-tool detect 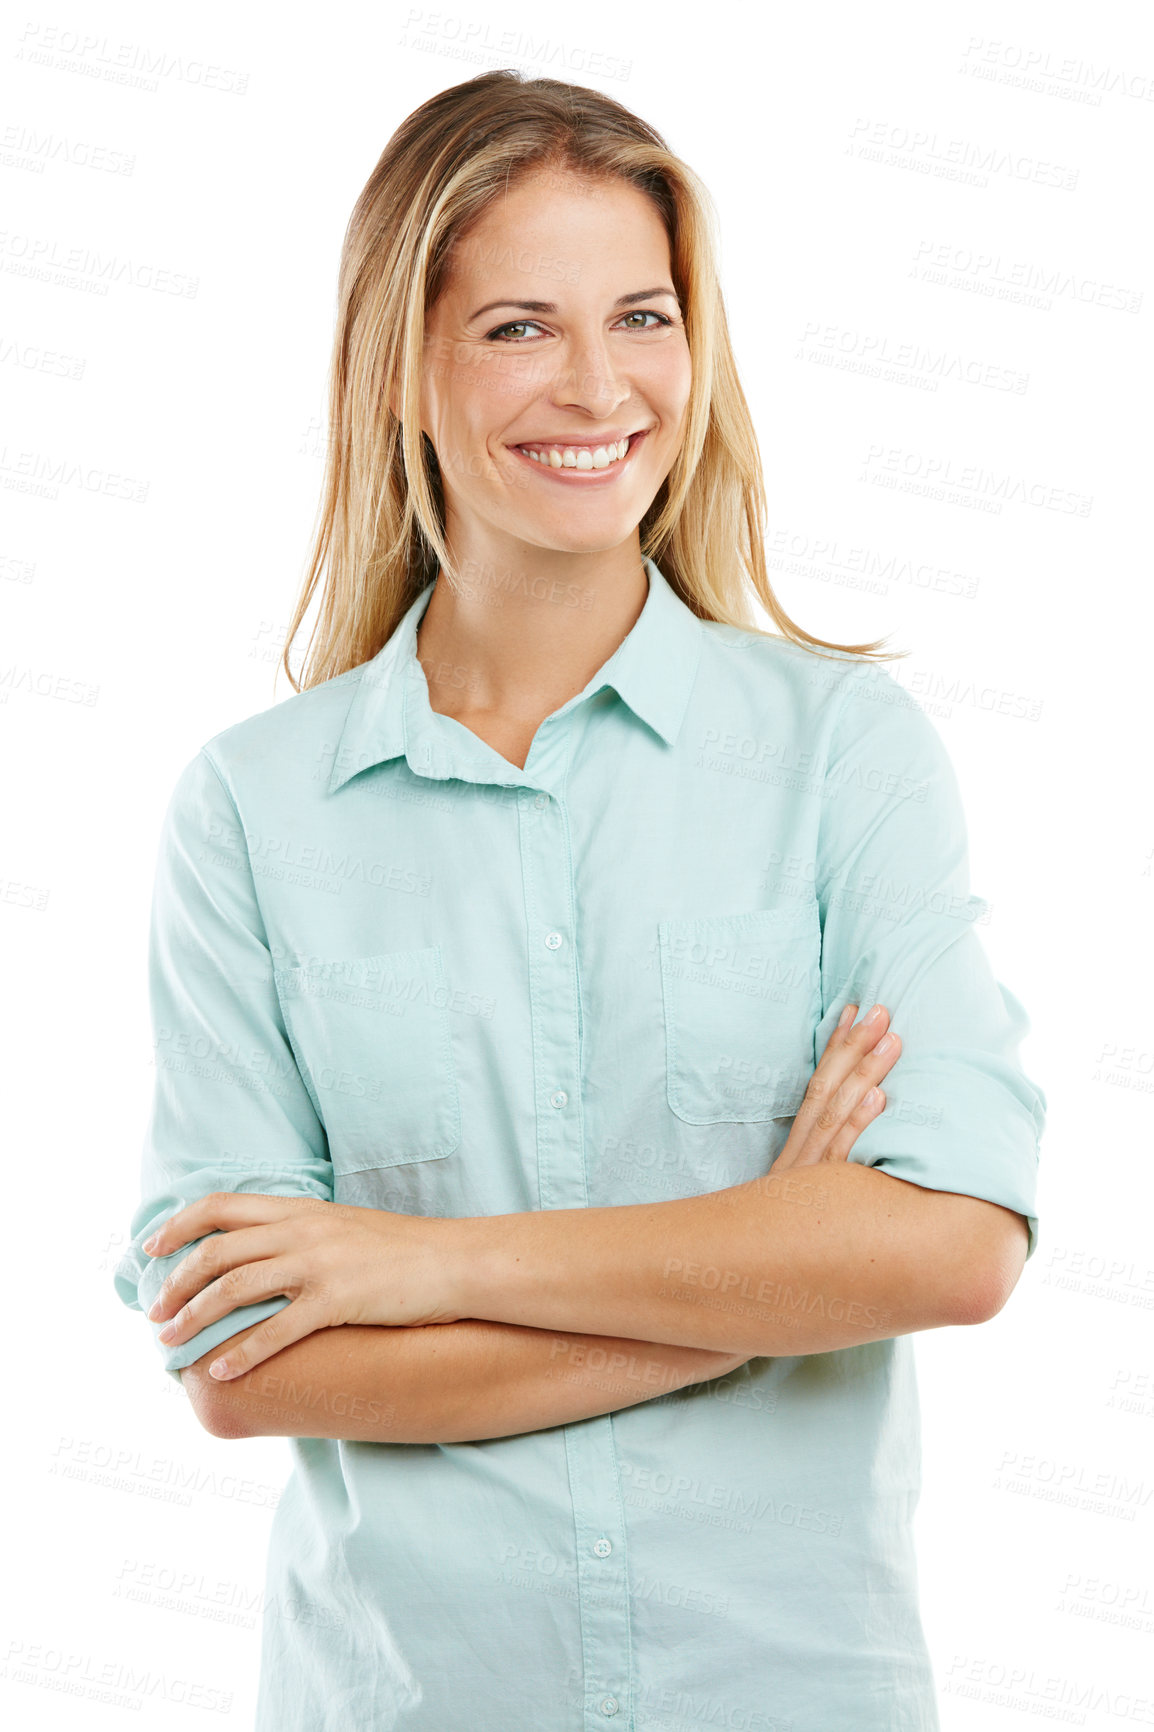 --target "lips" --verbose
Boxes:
[508,428,649,479]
